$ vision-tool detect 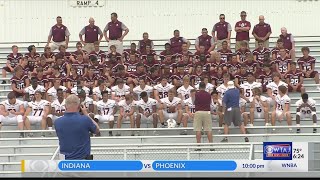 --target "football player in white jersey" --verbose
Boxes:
[94,90,117,136]
[23,91,50,136]
[177,76,194,101]
[47,79,67,103]
[133,78,153,100]
[47,88,65,130]
[195,76,215,93]
[78,90,95,119]
[159,89,183,128]
[296,93,317,133]
[266,72,288,106]
[111,78,131,103]
[117,94,136,136]
[136,91,159,129]
[92,80,111,102]
[240,72,262,105]
[153,77,175,103]
[70,79,90,97]
[249,87,269,126]
[216,73,230,99]
[210,90,223,132]
[181,89,197,135]
[24,77,46,102]
[271,86,292,131]
[0,92,27,137]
